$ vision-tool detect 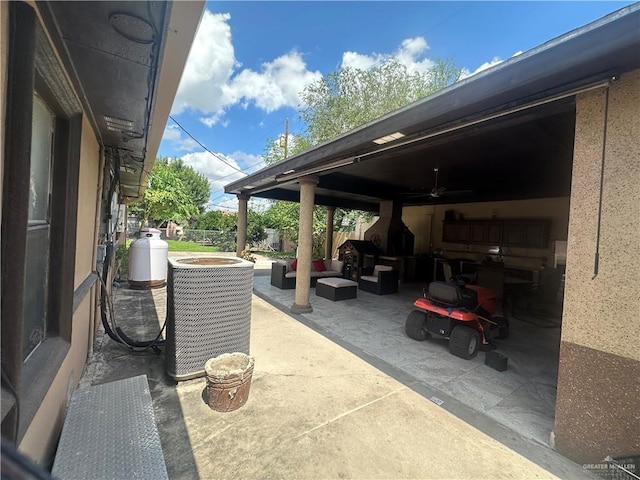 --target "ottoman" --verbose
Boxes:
[316,277,358,301]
